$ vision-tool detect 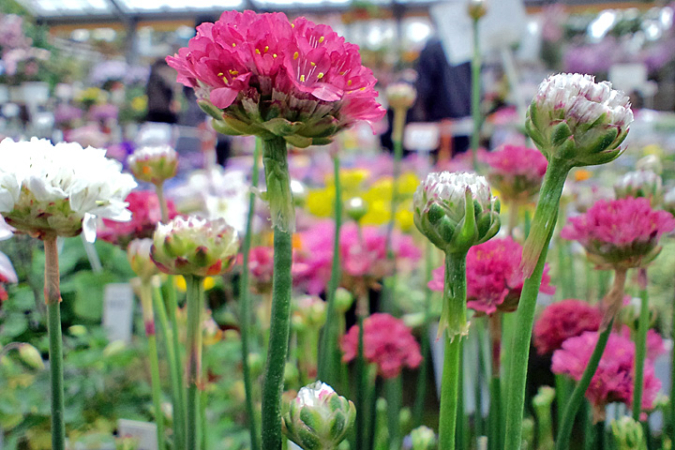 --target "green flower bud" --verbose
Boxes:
[127,238,158,281]
[467,0,488,20]
[293,295,327,330]
[636,155,662,175]
[283,382,356,450]
[410,426,437,450]
[334,288,355,314]
[18,343,44,371]
[68,325,88,336]
[345,197,368,223]
[614,170,662,206]
[127,146,178,185]
[386,83,417,110]
[413,171,500,254]
[611,417,646,450]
